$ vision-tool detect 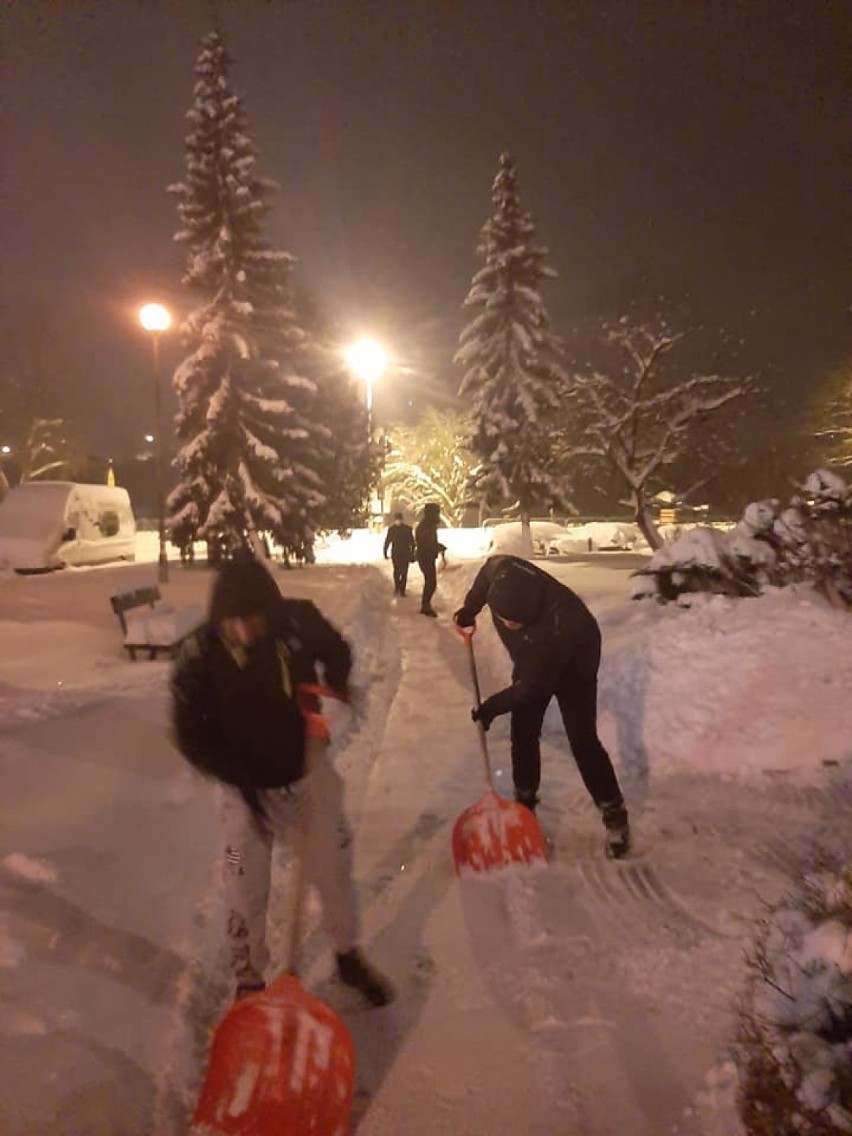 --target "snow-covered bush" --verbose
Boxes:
[737,864,852,1135]
[632,470,852,609]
